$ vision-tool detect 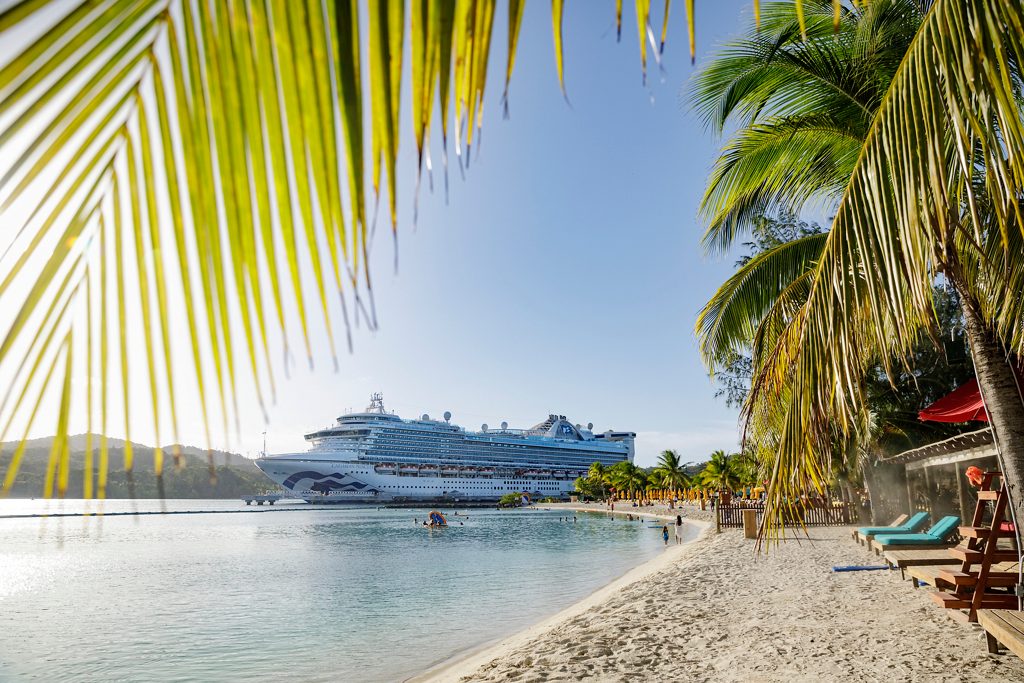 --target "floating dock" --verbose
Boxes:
[241,494,283,506]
